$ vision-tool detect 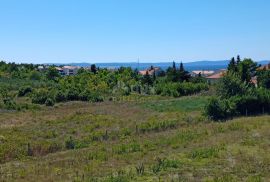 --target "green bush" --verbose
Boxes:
[31,89,49,104]
[204,97,236,121]
[205,88,270,121]
[55,90,67,102]
[65,136,76,150]
[155,82,208,97]
[3,97,17,110]
[18,86,32,97]
[67,89,80,101]
[45,98,55,106]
